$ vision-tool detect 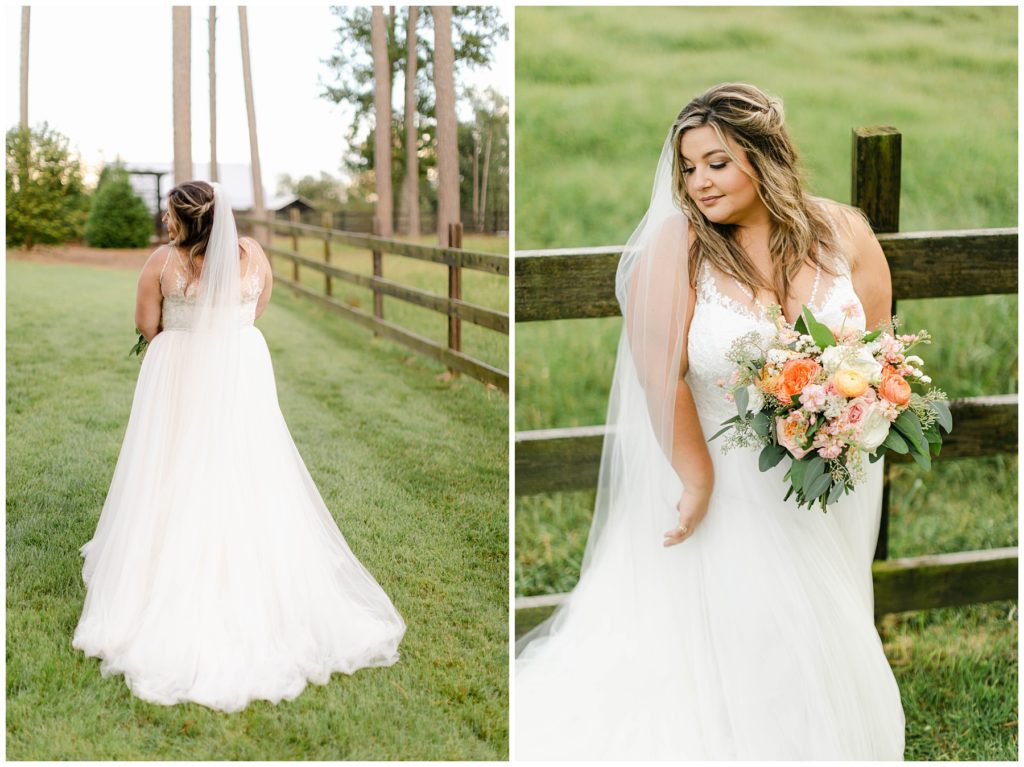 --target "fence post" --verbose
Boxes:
[289,208,300,283]
[322,211,333,298]
[852,125,901,562]
[372,217,384,329]
[447,221,463,378]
